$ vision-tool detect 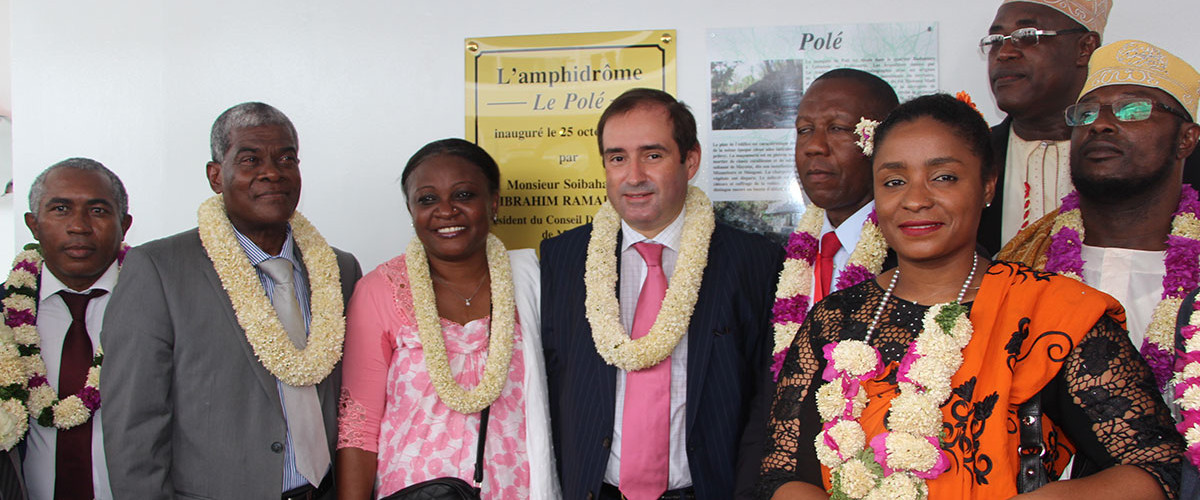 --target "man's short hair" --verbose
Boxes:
[28,157,129,218]
[209,102,298,163]
[597,88,698,157]
[812,68,901,114]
